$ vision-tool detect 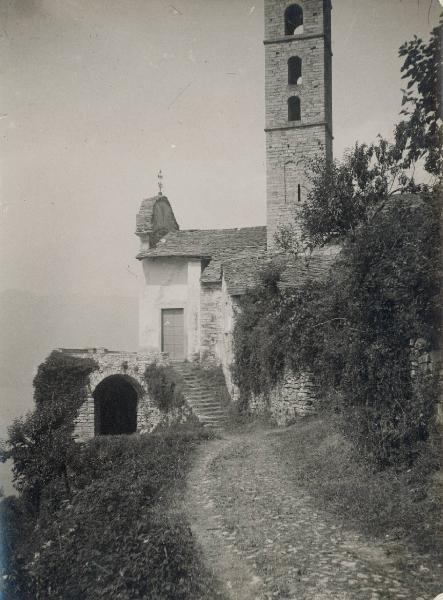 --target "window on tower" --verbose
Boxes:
[284,4,303,35]
[288,96,301,121]
[288,56,302,85]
